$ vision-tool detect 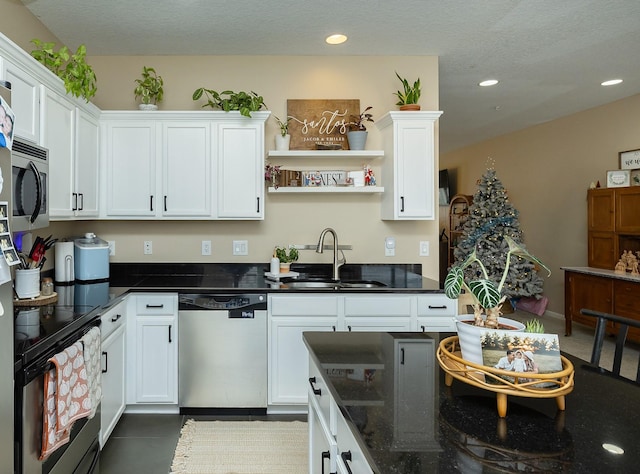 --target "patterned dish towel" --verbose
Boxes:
[40,341,91,460]
[81,326,102,419]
